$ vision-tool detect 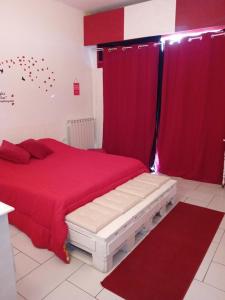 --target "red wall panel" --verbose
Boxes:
[84,8,124,46]
[176,0,225,31]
